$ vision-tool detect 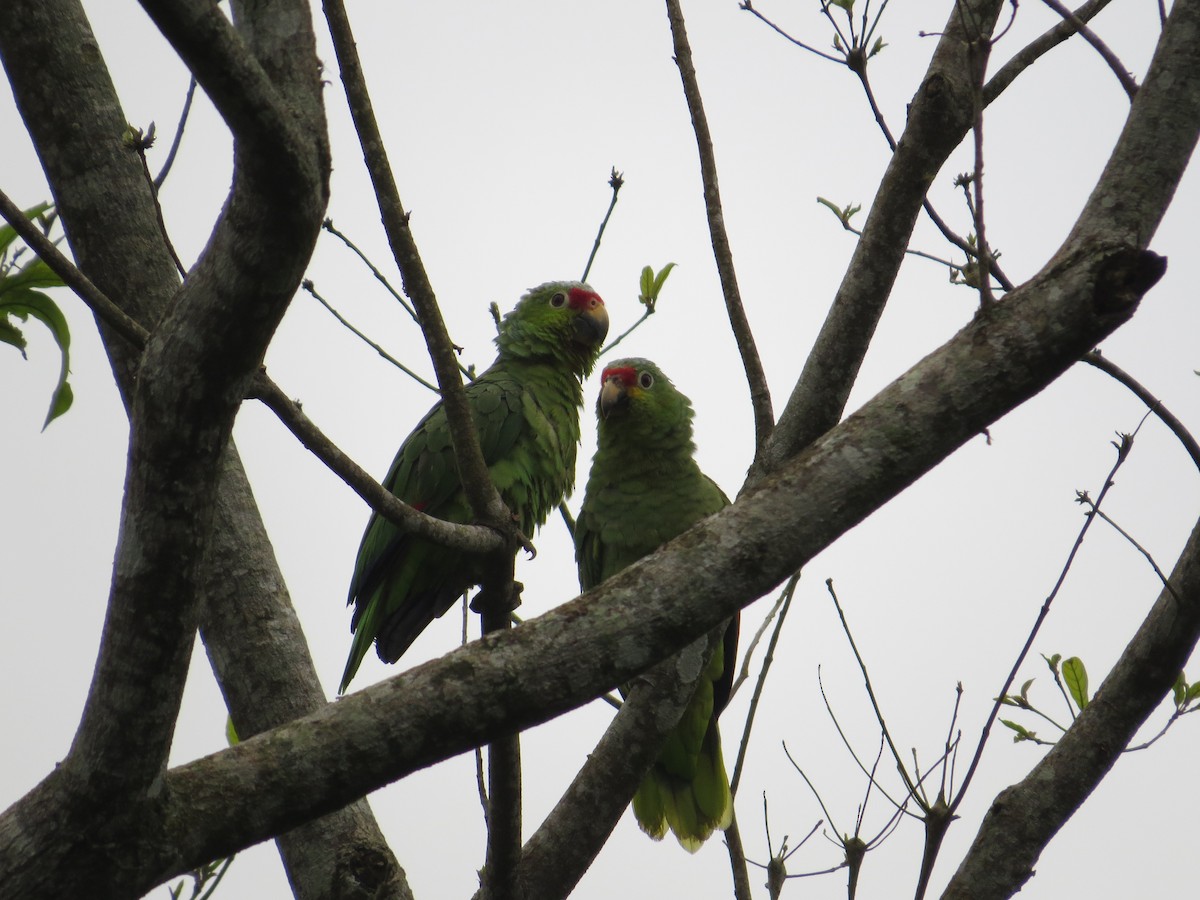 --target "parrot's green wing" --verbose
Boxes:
[342,372,527,693]
[575,358,738,851]
[341,281,608,694]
